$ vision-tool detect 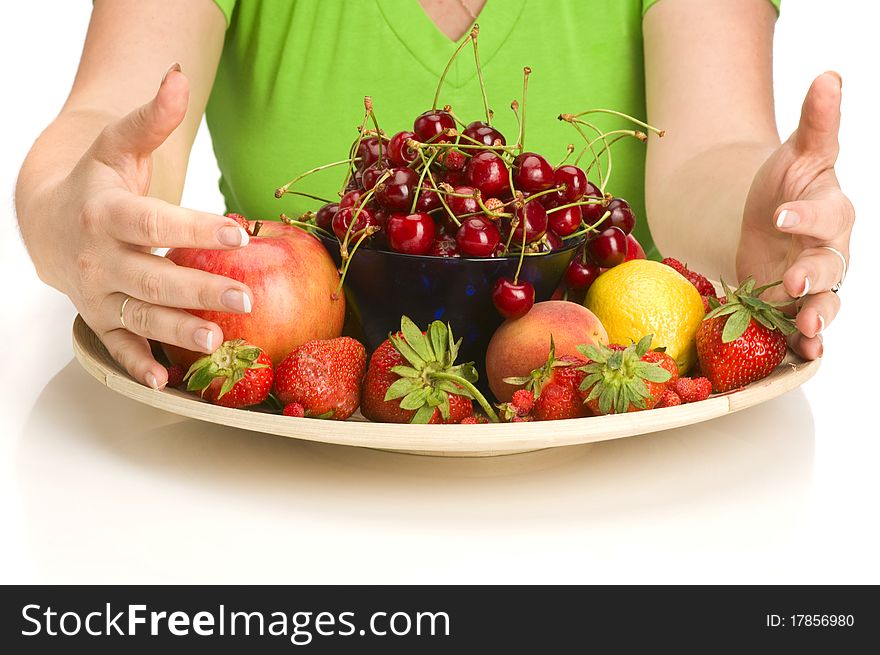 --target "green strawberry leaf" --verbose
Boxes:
[722,307,752,343]
[410,404,436,424]
[634,361,672,383]
[401,316,432,363]
[577,344,604,362]
[400,388,430,411]
[428,321,448,364]
[218,375,236,399]
[186,365,218,392]
[391,333,426,368]
[435,379,465,396]
[390,365,421,379]
[635,334,653,357]
[438,394,451,421]
[452,362,479,384]
[384,377,421,402]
